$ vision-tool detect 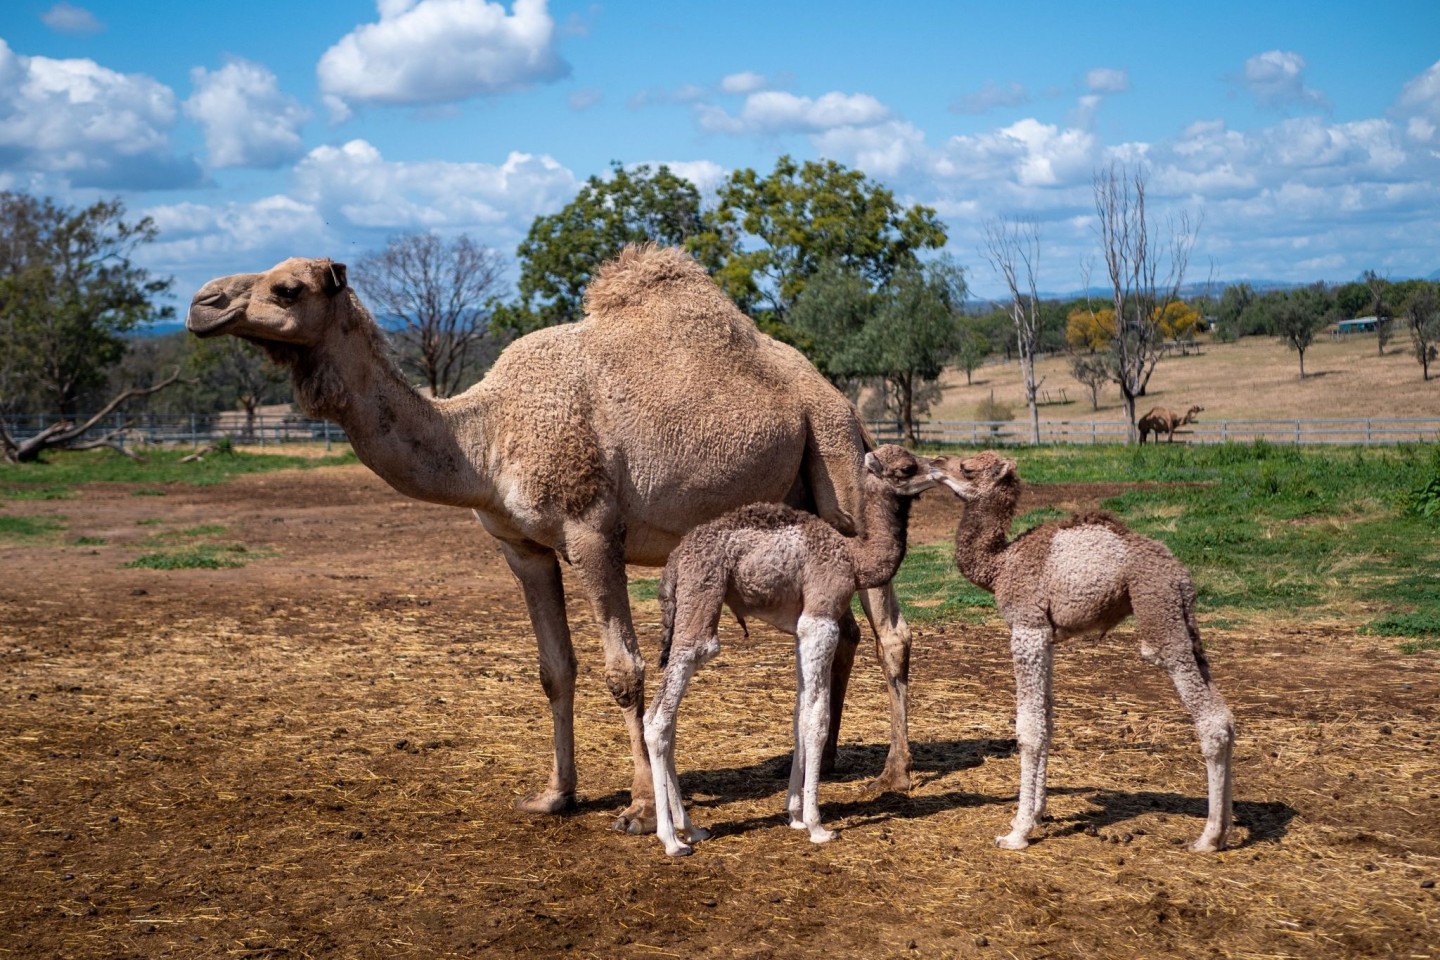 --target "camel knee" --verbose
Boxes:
[604,658,646,711]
